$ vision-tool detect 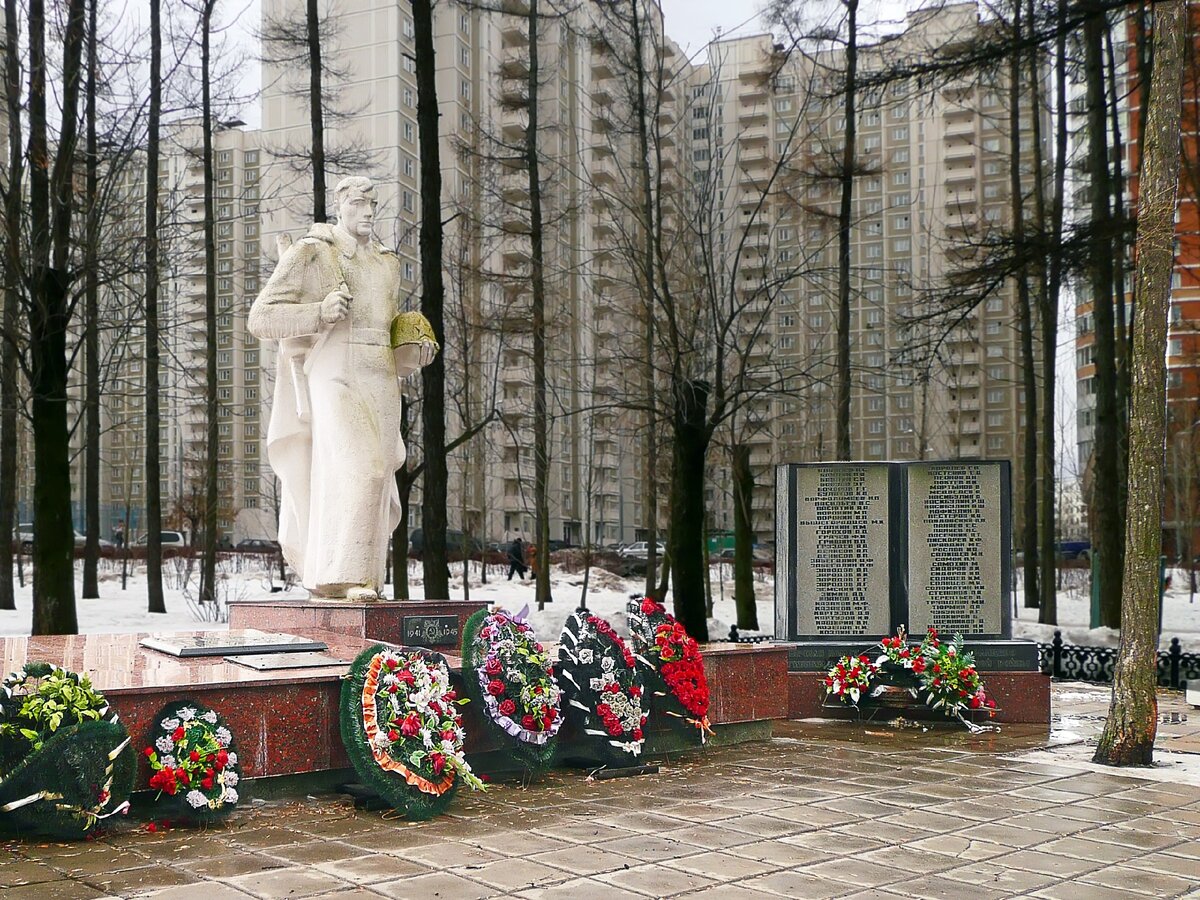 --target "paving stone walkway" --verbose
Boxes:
[4,684,1200,899]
